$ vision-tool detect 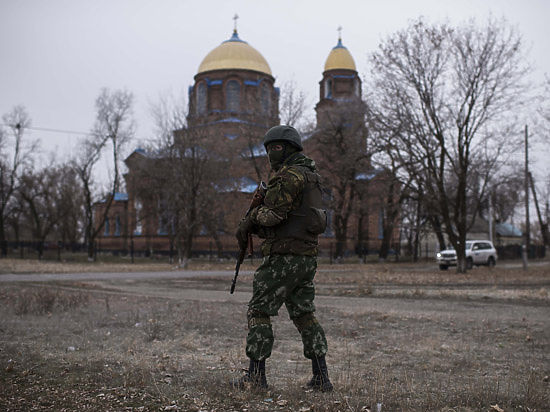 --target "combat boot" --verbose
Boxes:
[231,359,268,390]
[306,356,333,392]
